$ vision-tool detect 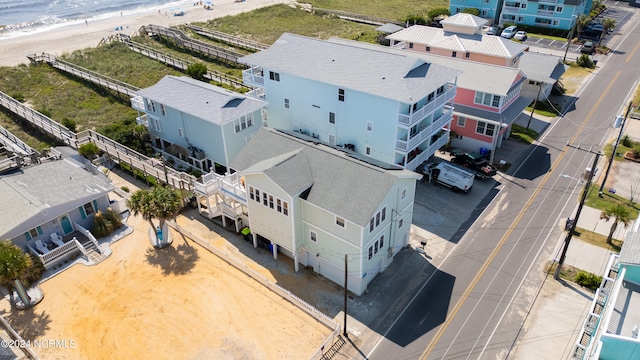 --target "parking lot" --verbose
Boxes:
[493,2,636,54]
